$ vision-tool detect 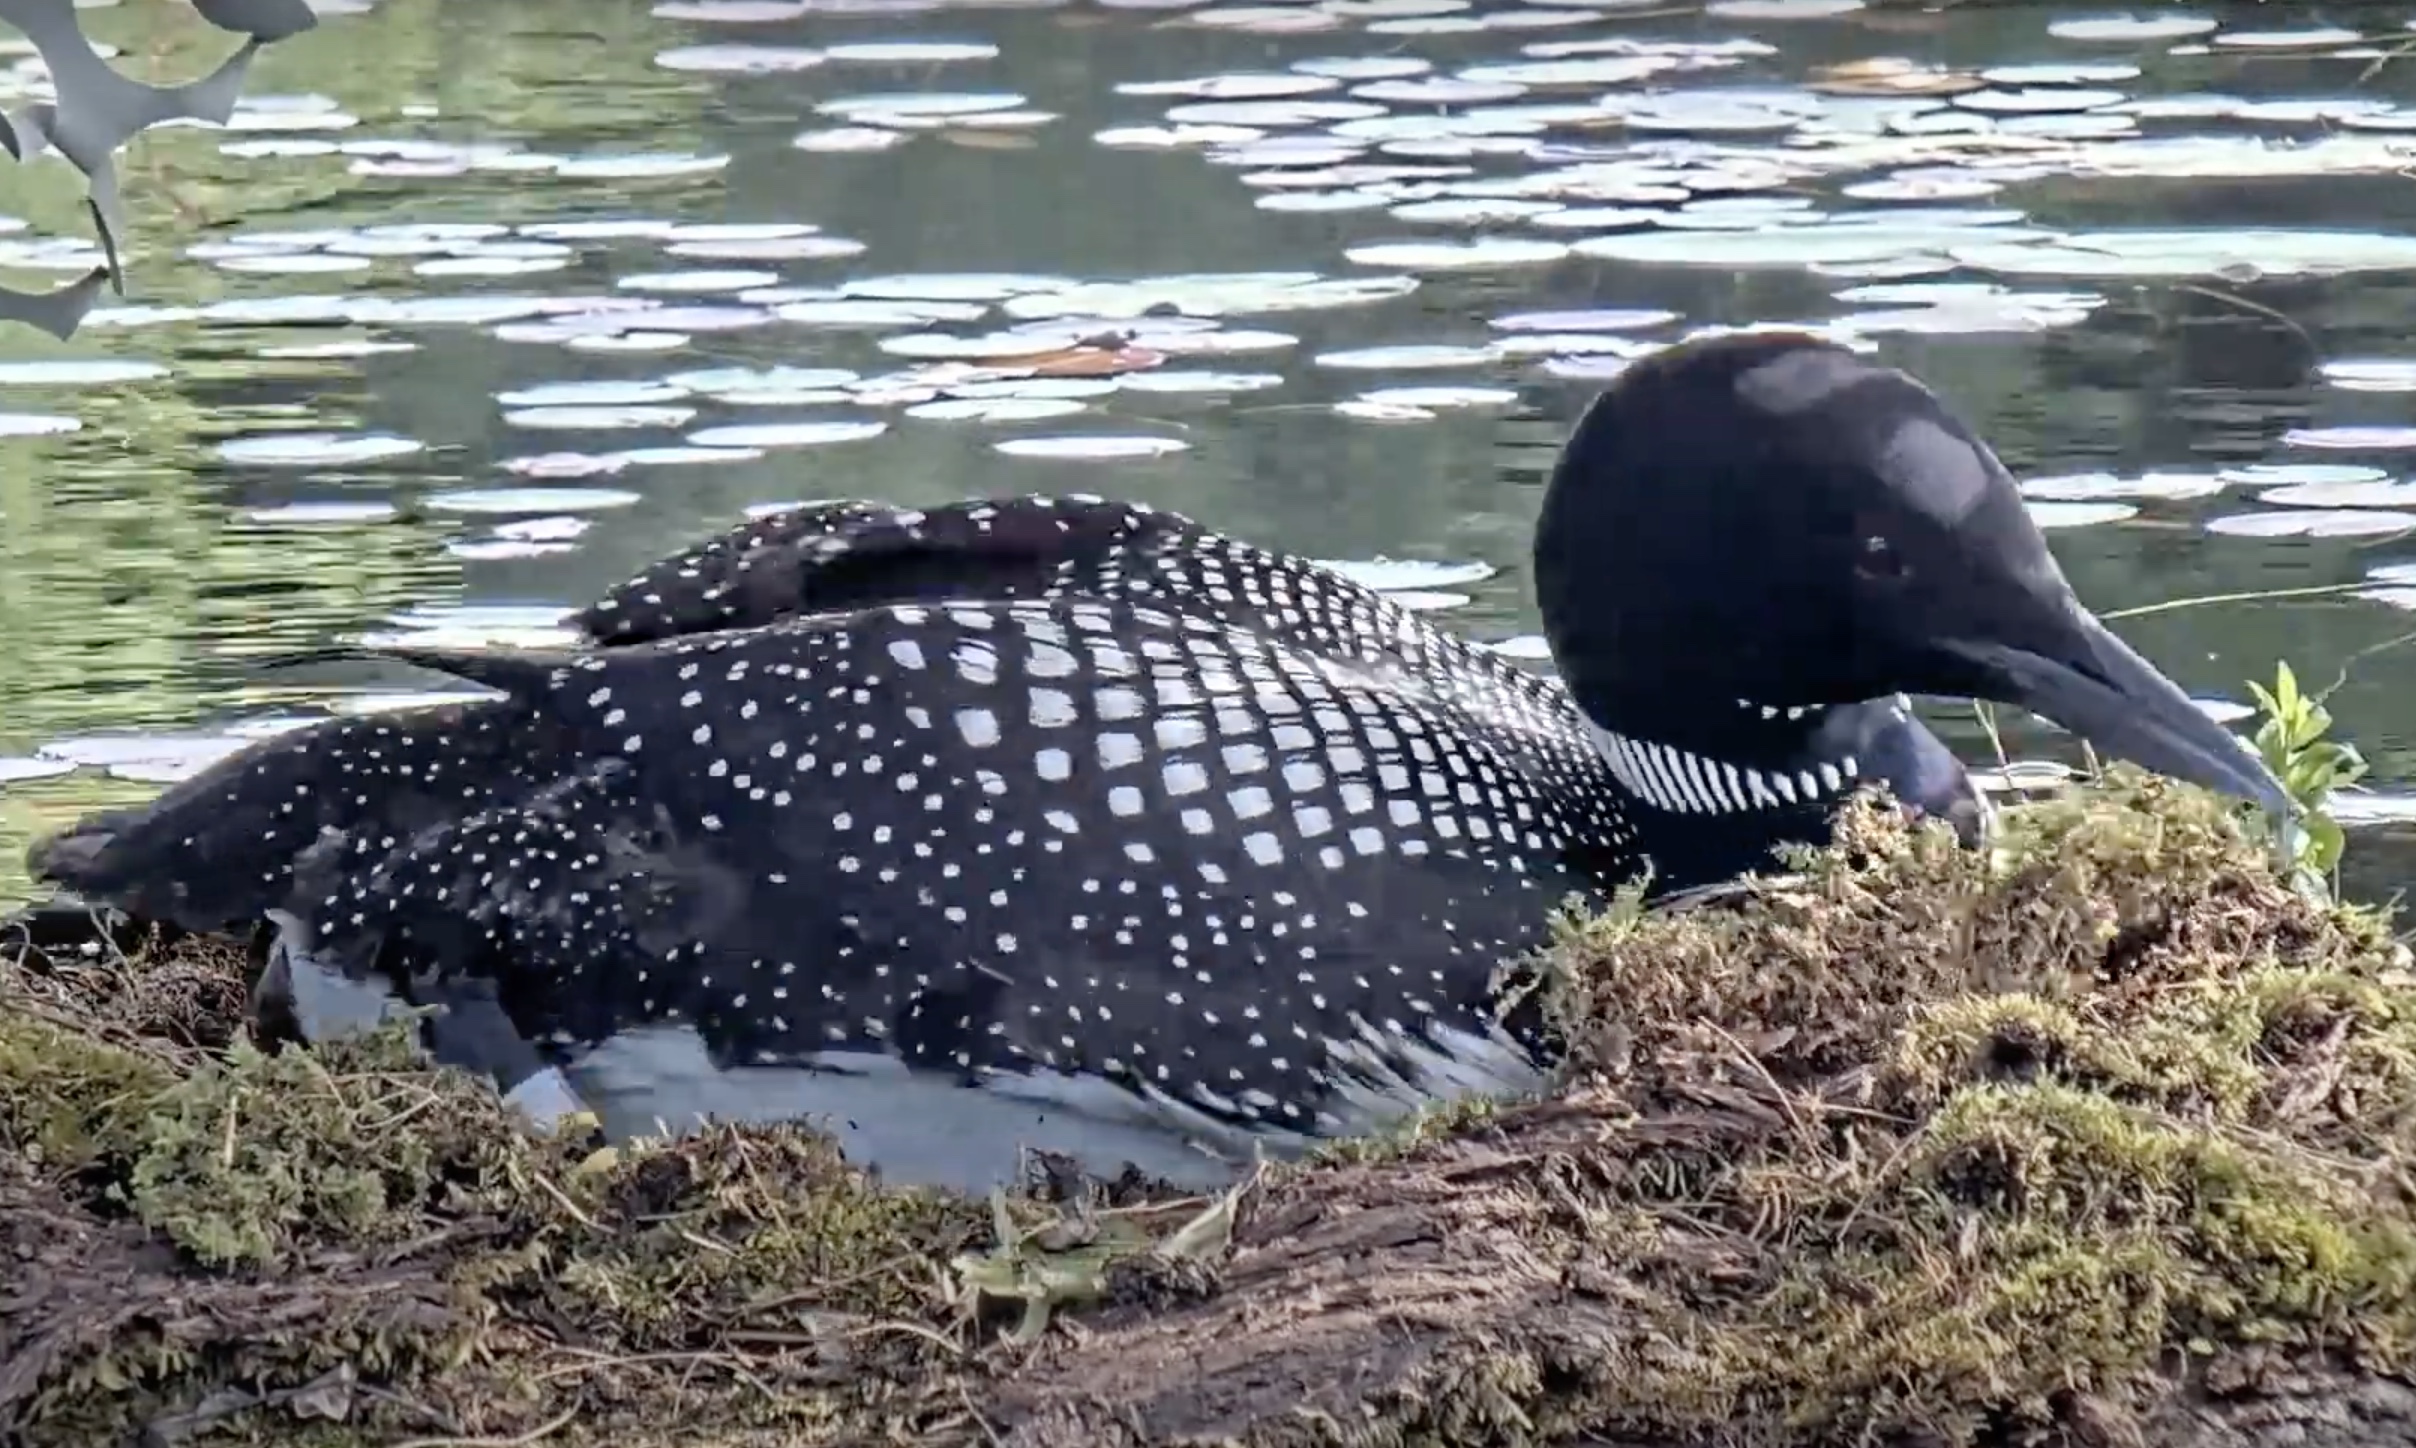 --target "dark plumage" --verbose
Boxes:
[25,333,2287,1191]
